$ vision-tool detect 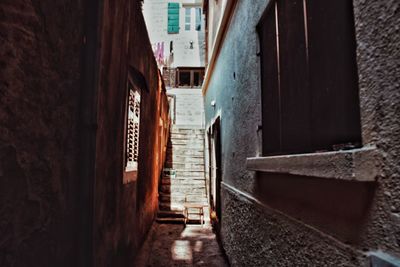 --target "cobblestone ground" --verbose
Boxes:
[135,223,229,267]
